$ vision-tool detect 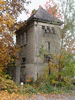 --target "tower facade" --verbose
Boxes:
[15,7,63,82]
